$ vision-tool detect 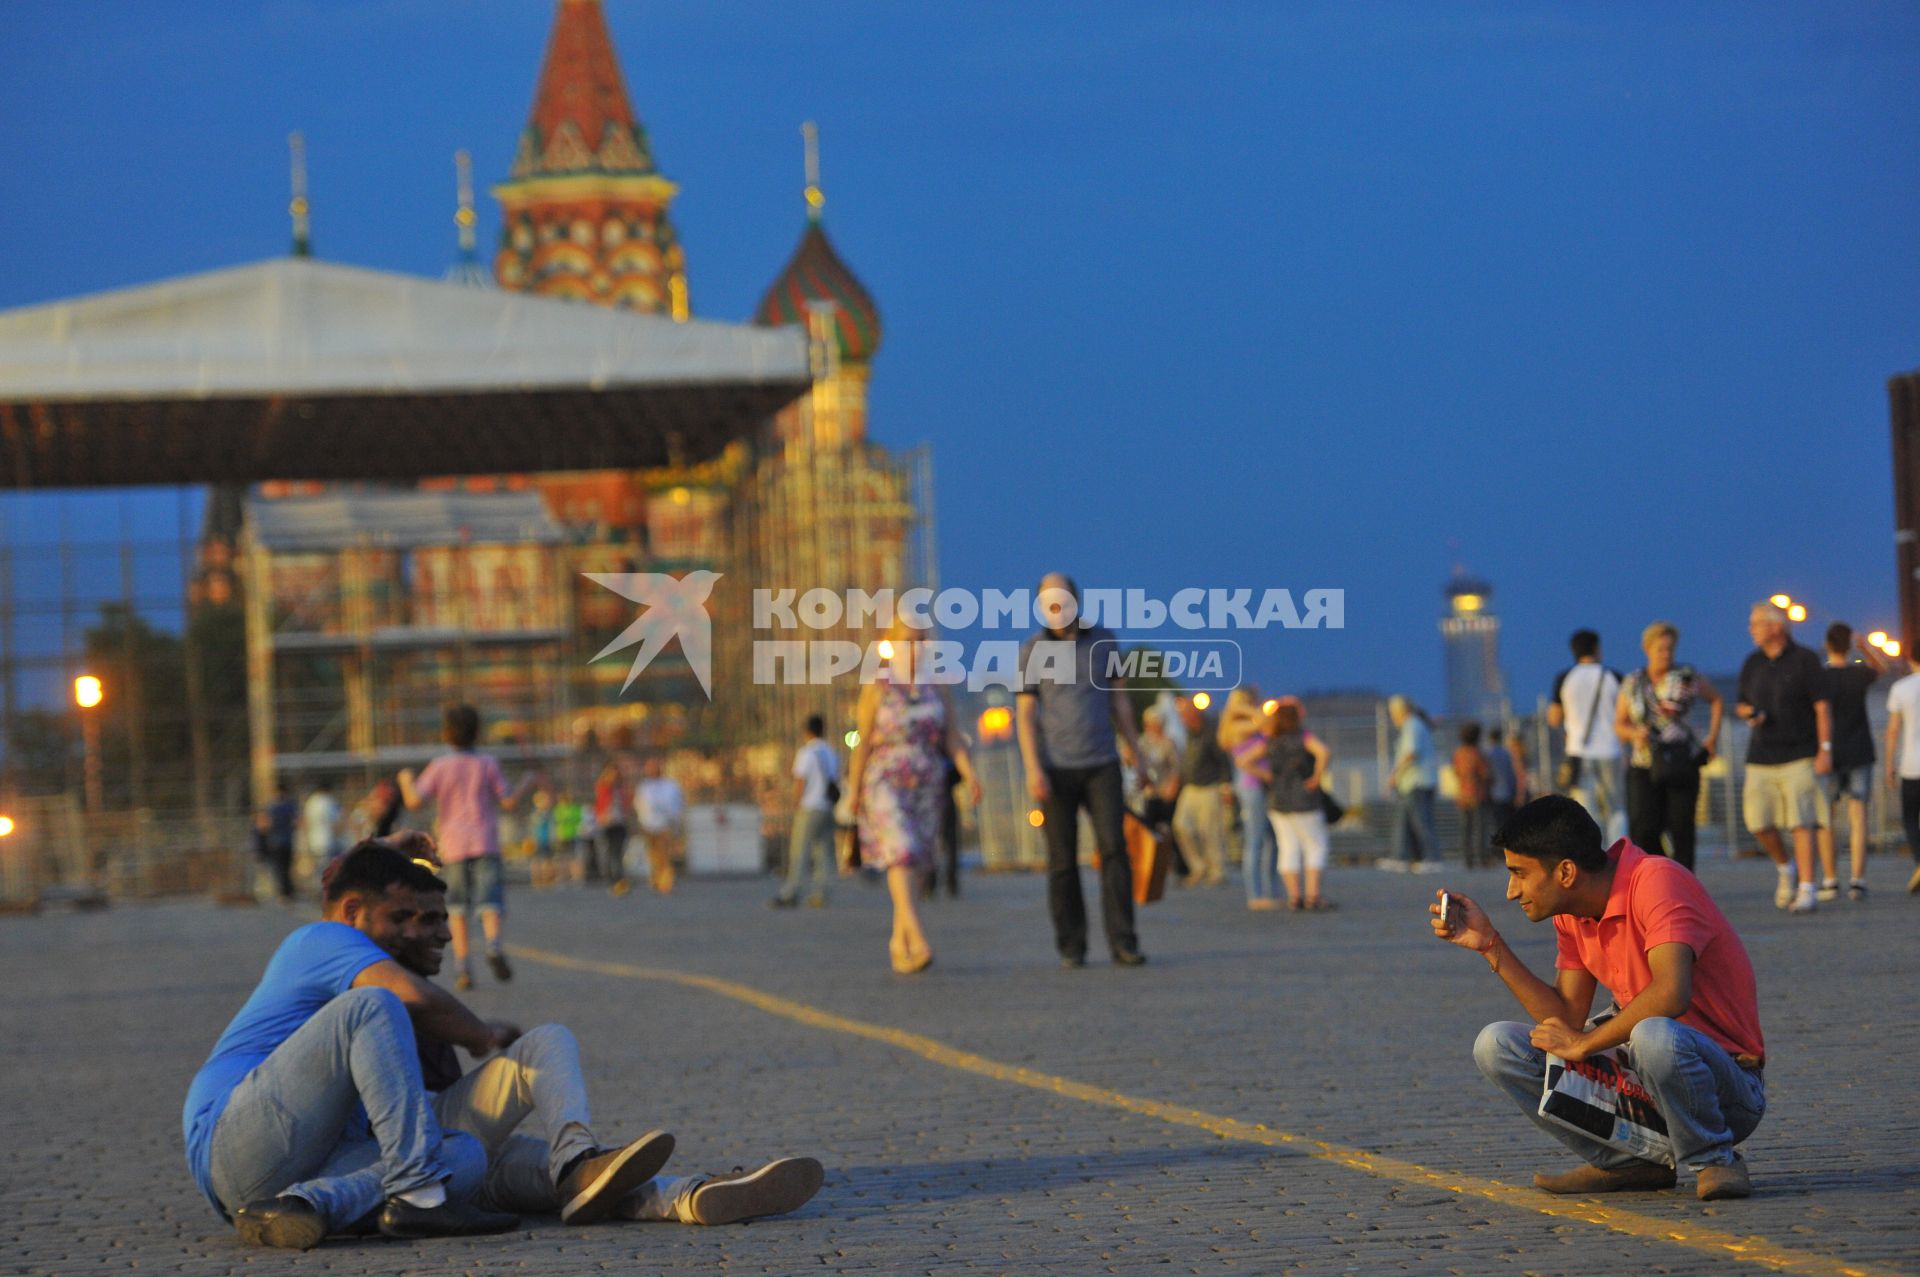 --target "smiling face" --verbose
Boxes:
[1502,849,1575,922]
[389,889,452,977]
[337,881,426,957]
